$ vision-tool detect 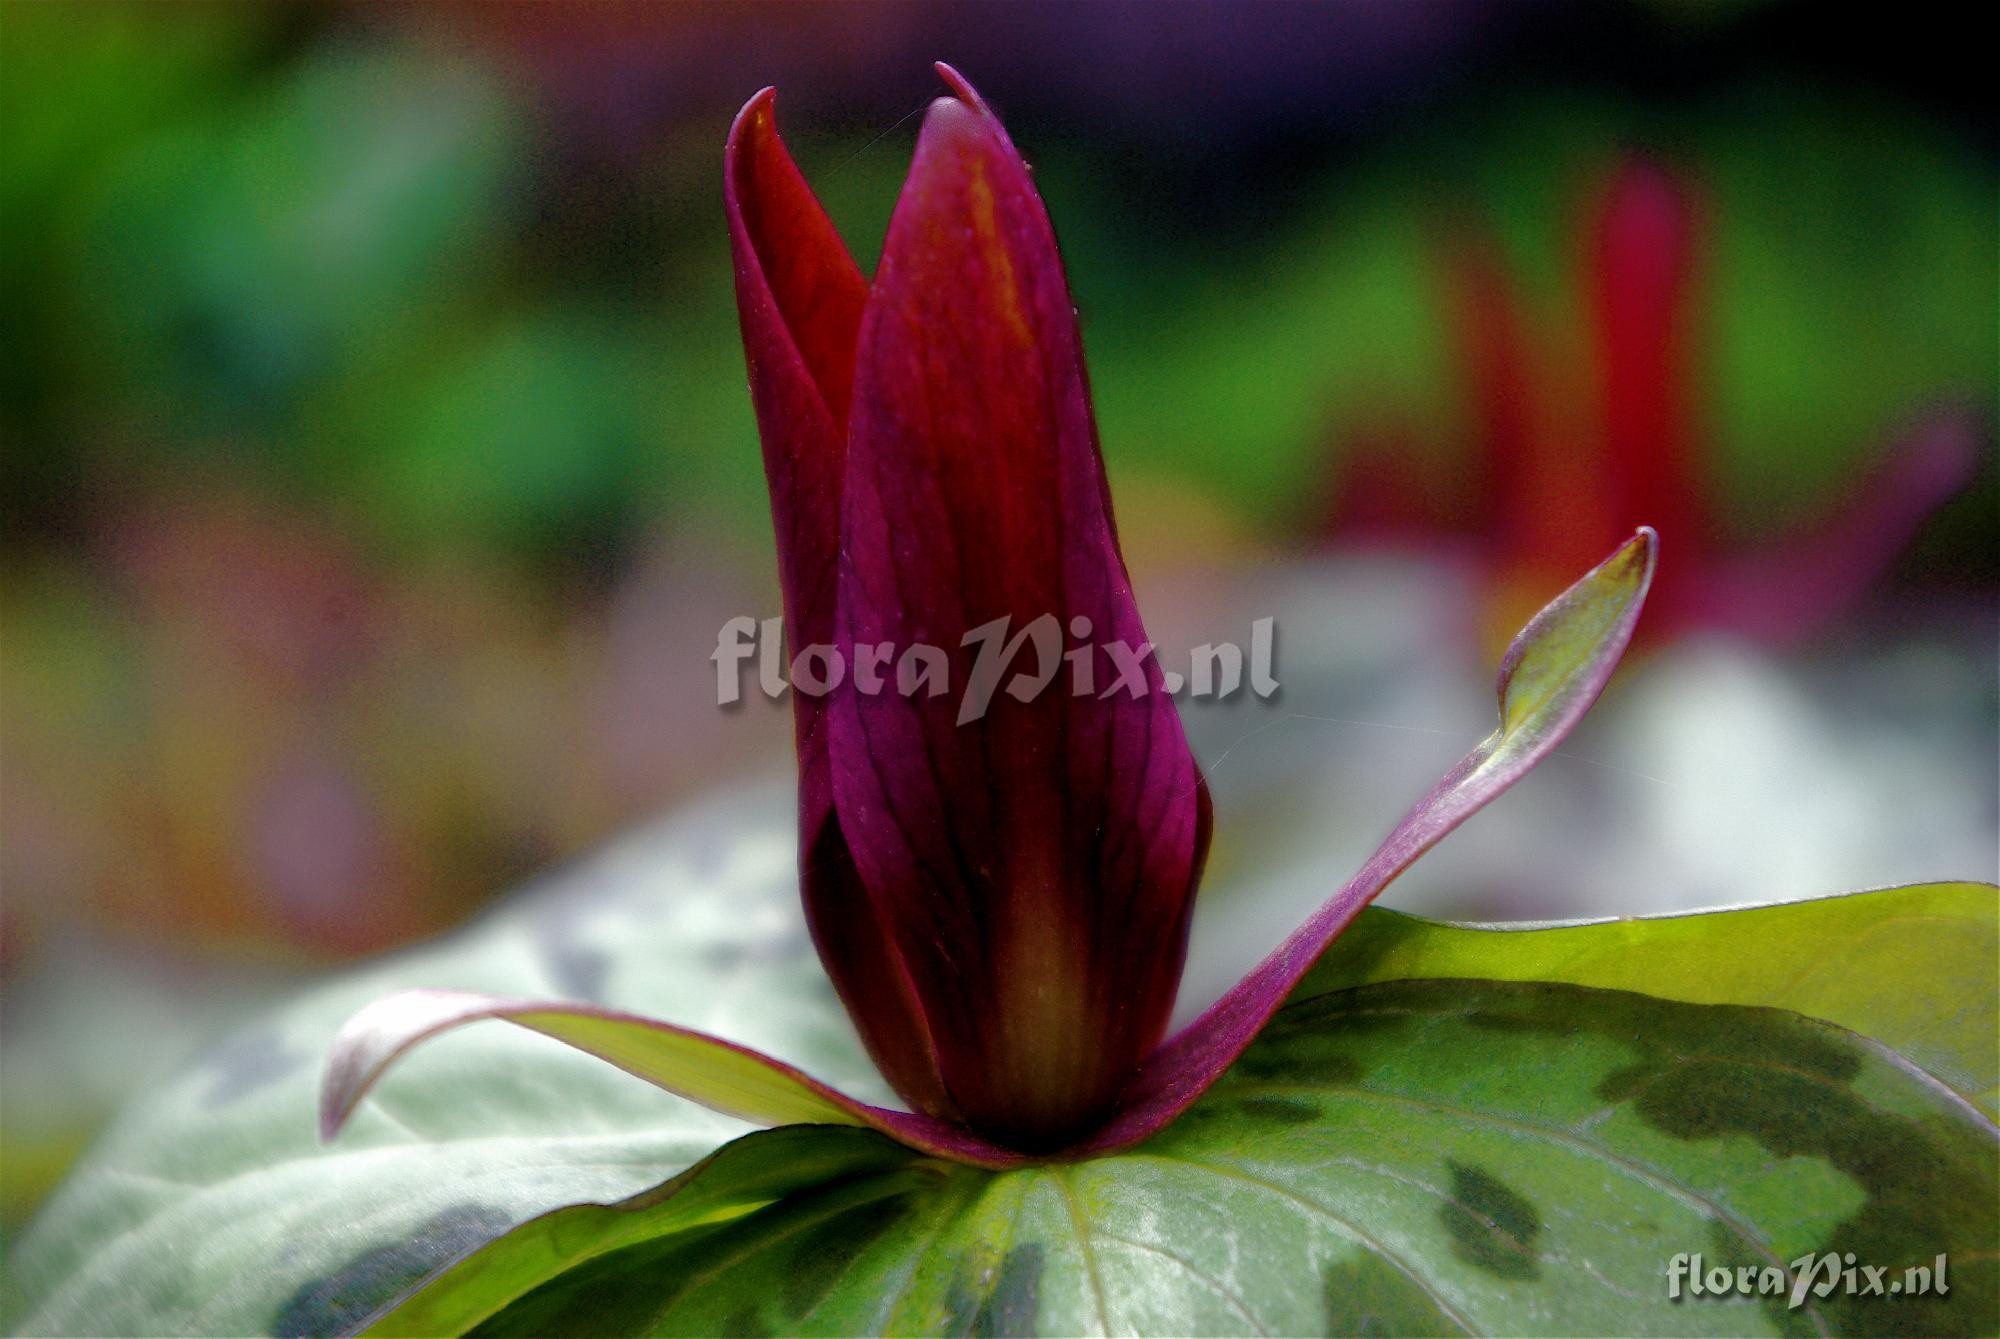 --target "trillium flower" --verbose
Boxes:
[320,66,1657,1167]
[1328,157,1977,648]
